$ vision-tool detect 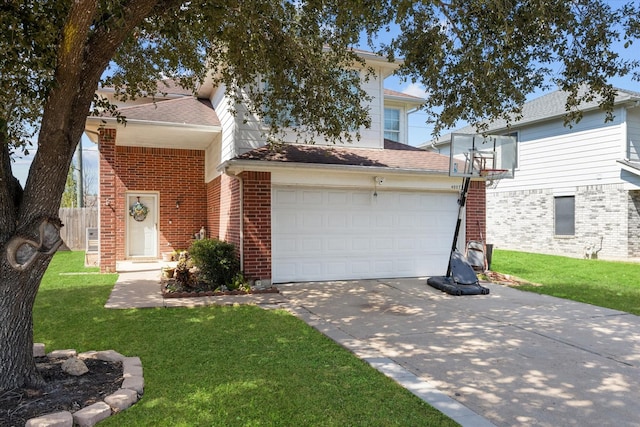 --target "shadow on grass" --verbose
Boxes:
[34,283,457,427]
